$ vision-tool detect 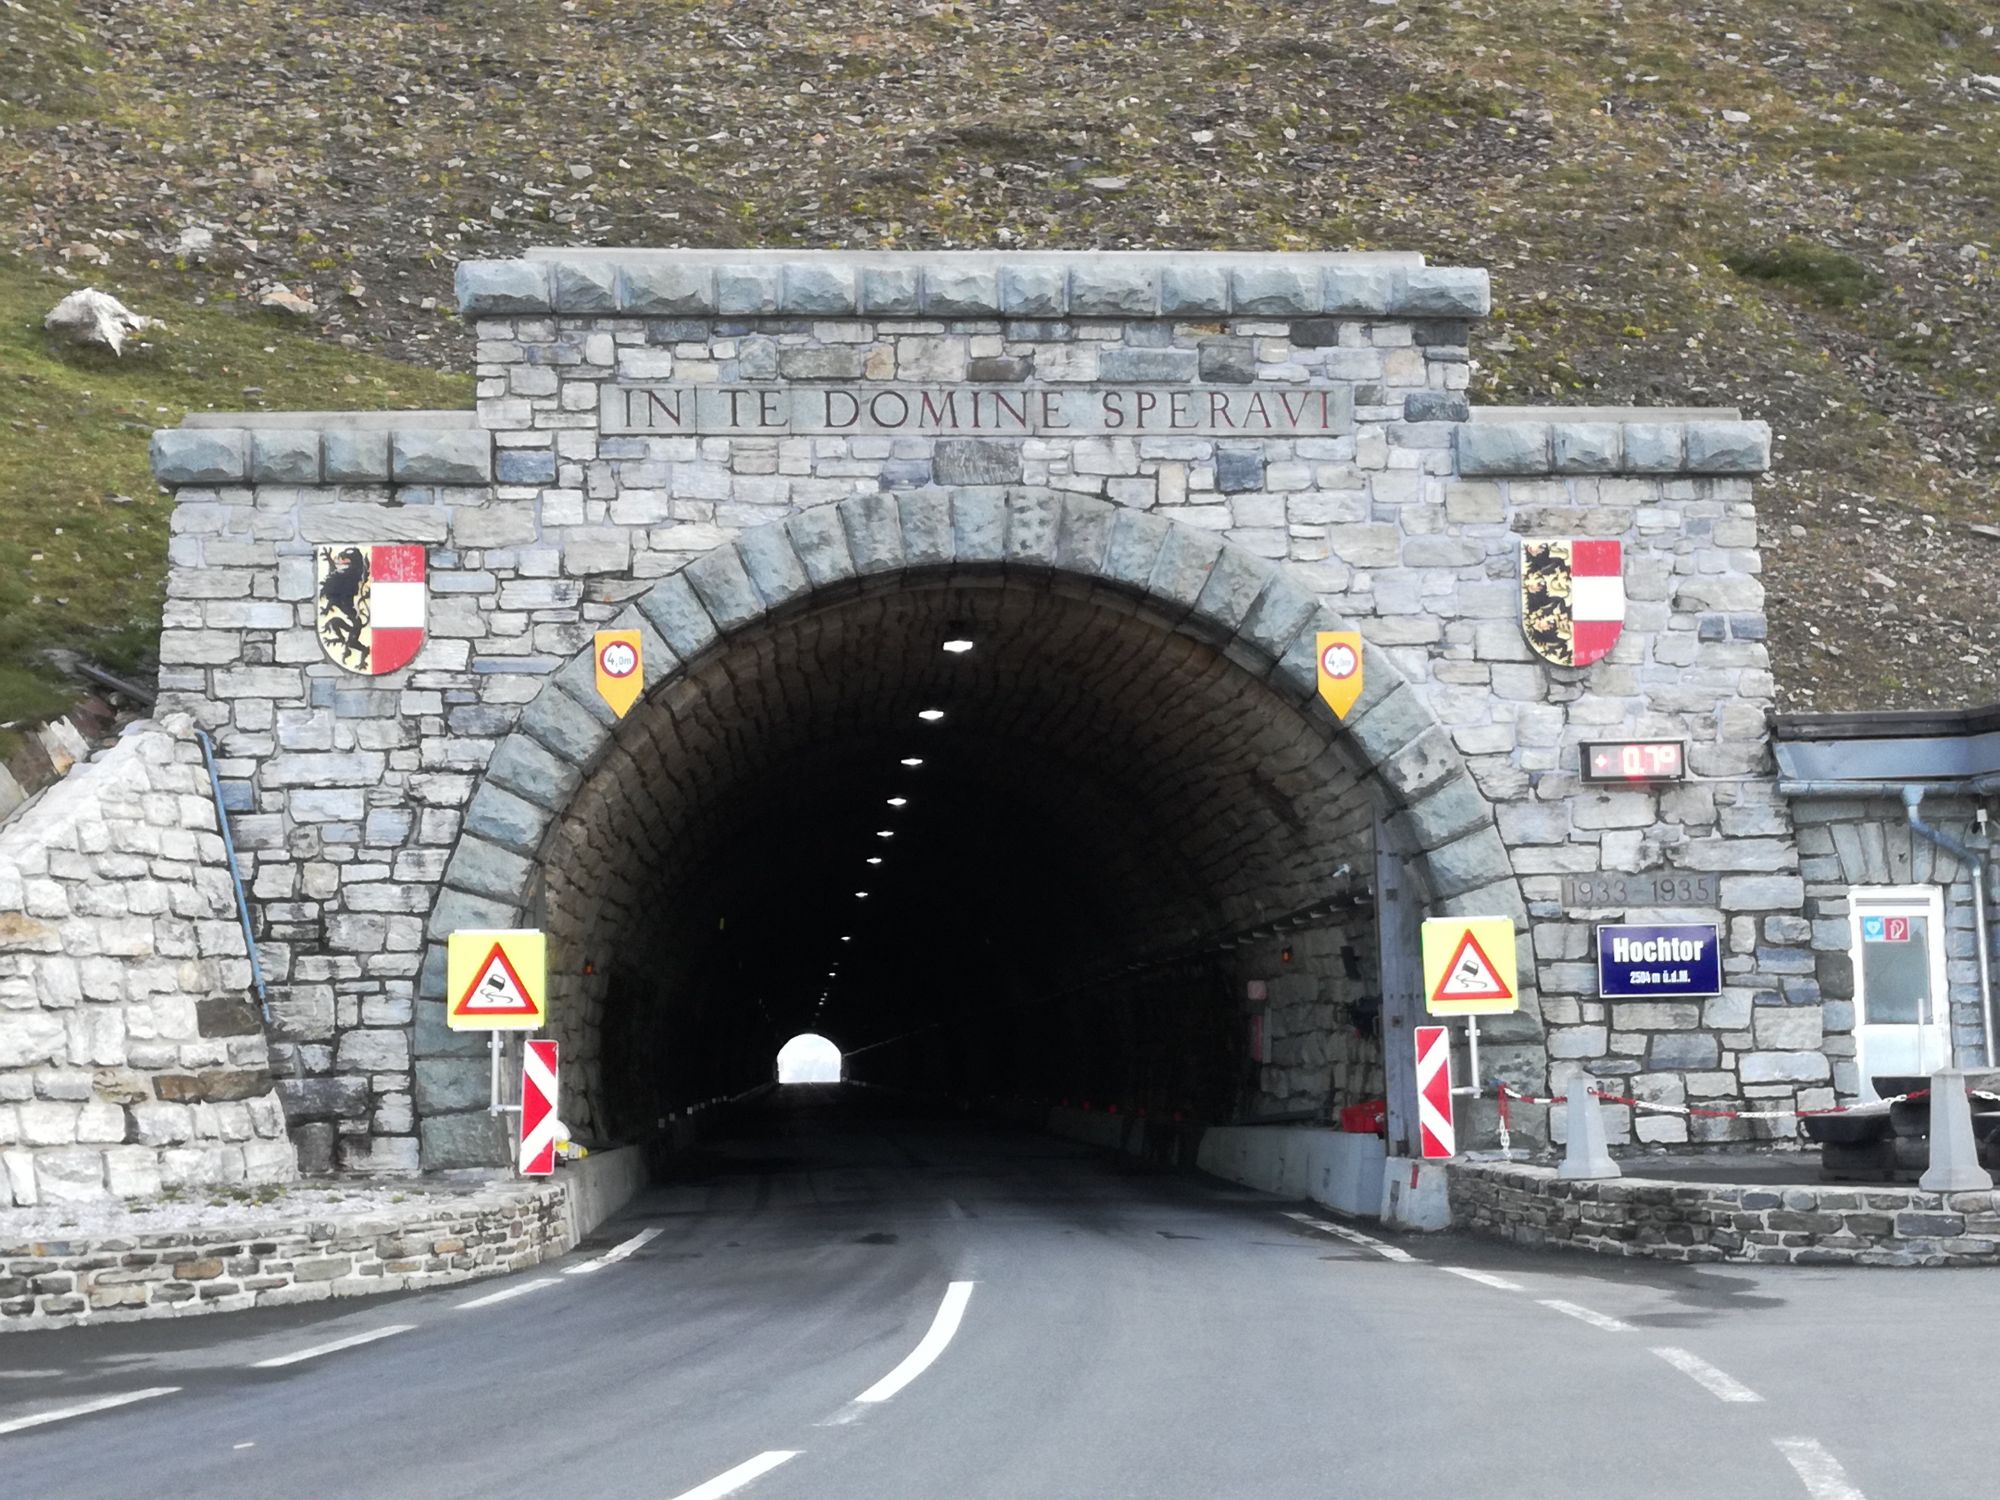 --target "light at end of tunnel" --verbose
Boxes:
[854,890,869,898]
[941,637,975,654]
[918,708,945,722]
[866,856,883,865]
[900,757,924,767]
[876,829,894,839]
[840,935,851,942]
[886,796,908,807]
